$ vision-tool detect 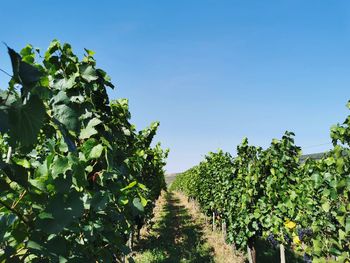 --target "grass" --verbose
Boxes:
[176,193,245,263]
[133,191,215,263]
